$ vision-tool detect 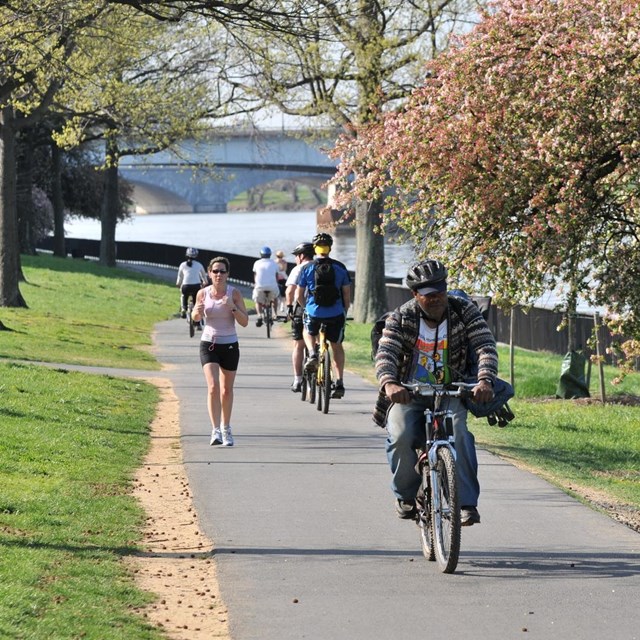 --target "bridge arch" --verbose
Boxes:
[119,129,339,213]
